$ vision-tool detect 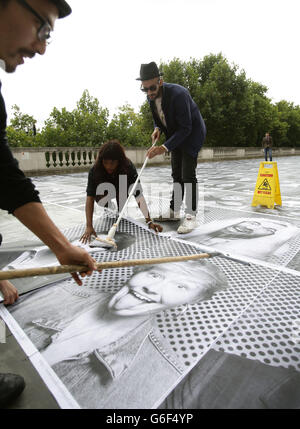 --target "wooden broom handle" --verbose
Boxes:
[0,253,212,281]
